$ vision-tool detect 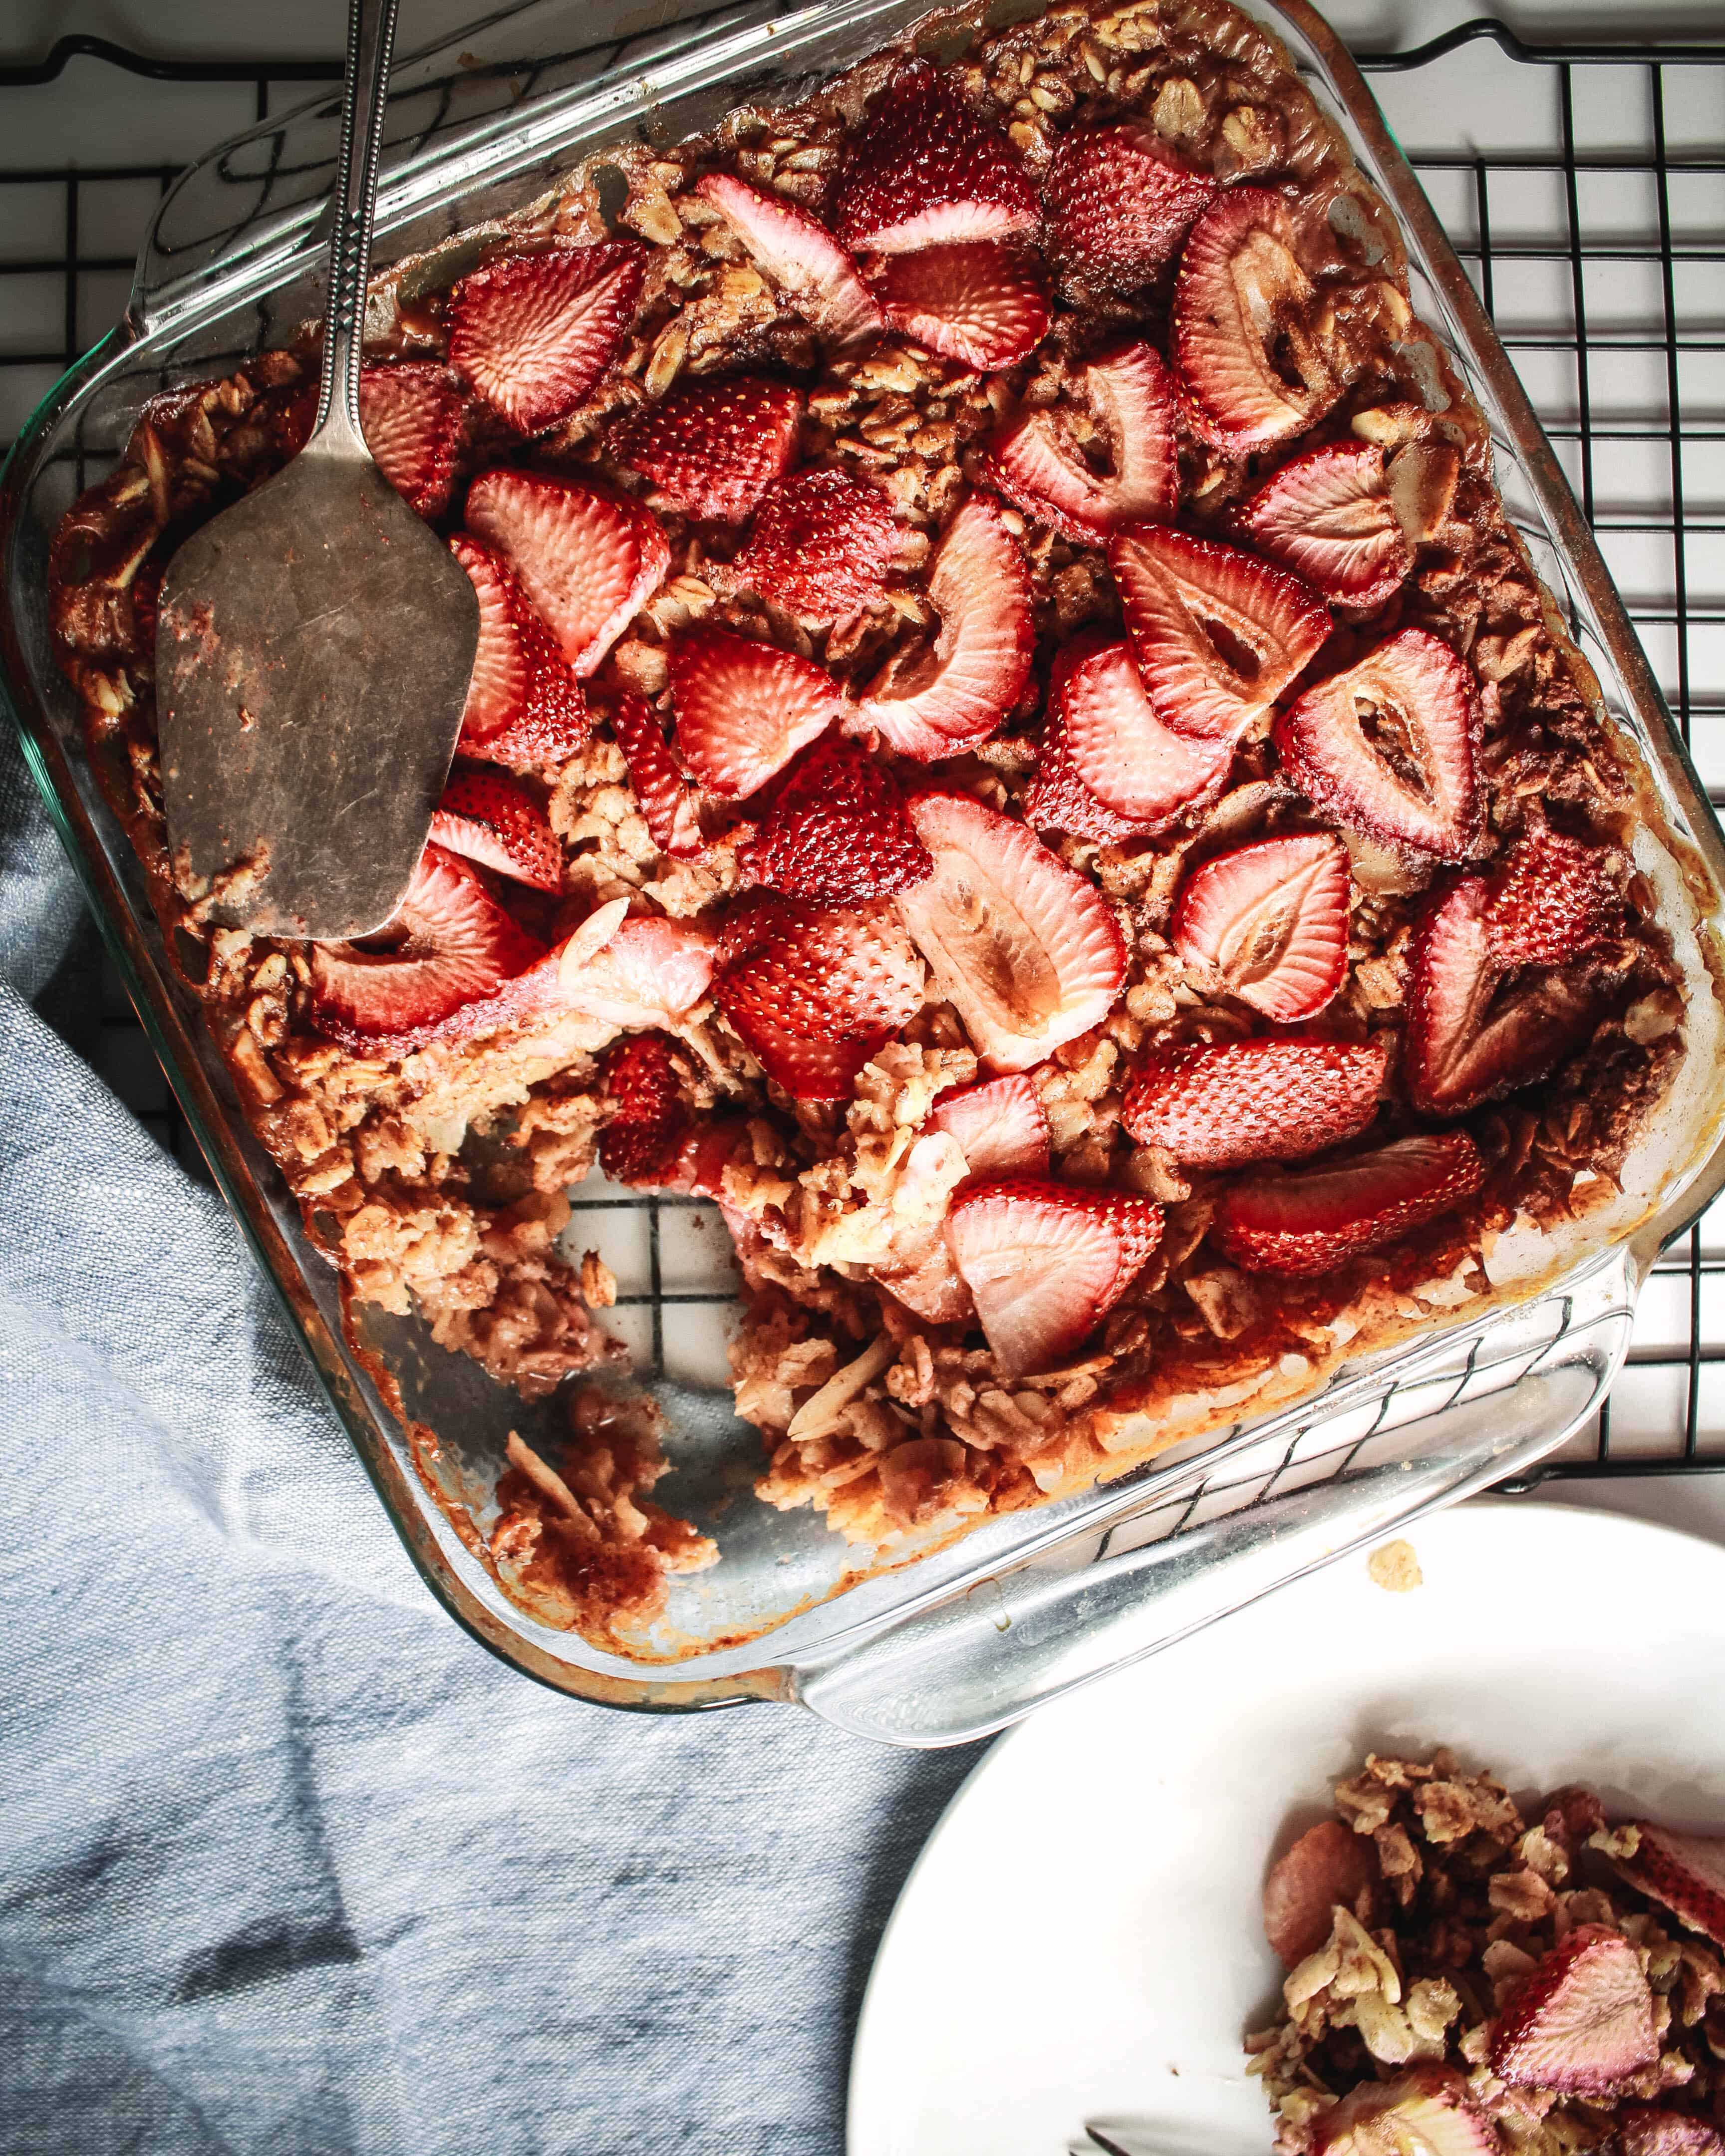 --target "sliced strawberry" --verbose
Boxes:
[606,375,803,524]
[928,1073,1050,1182]
[852,494,1033,760]
[1274,627,1481,861]
[946,1178,1162,1379]
[1111,524,1331,742]
[897,791,1126,1072]
[465,468,669,677]
[736,729,933,903]
[429,769,562,893]
[1613,1823,1725,1950]
[1611,2115,1725,2156]
[357,363,465,519]
[1314,2069,1501,2156]
[833,58,1038,255]
[609,690,706,860]
[1262,1820,1379,1969]
[1492,1926,1658,2094]
[598,1032,690,1186]
[1213,1130,1484,1277]
[1171,832,1350,1022]
[308,842,544,1054]
[720,467,898,622]
[558,915,717,1030]
[1052,634,1234,829]
[448,239,644,434]
[666,625,841,799]
[447,534,591,769]
[1405,876,1600,1115]
[985,343,1178,541]
[866,242,1048,371]
[1024,708,1158,845]
[1237,442,1413,609]
[716,897,924,1045]
[1174,189,1344,454]
[1043,124,1219,301]
[1486,814,1621,970]
[1123,1038,1385,1169]
[694,172,883,359]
